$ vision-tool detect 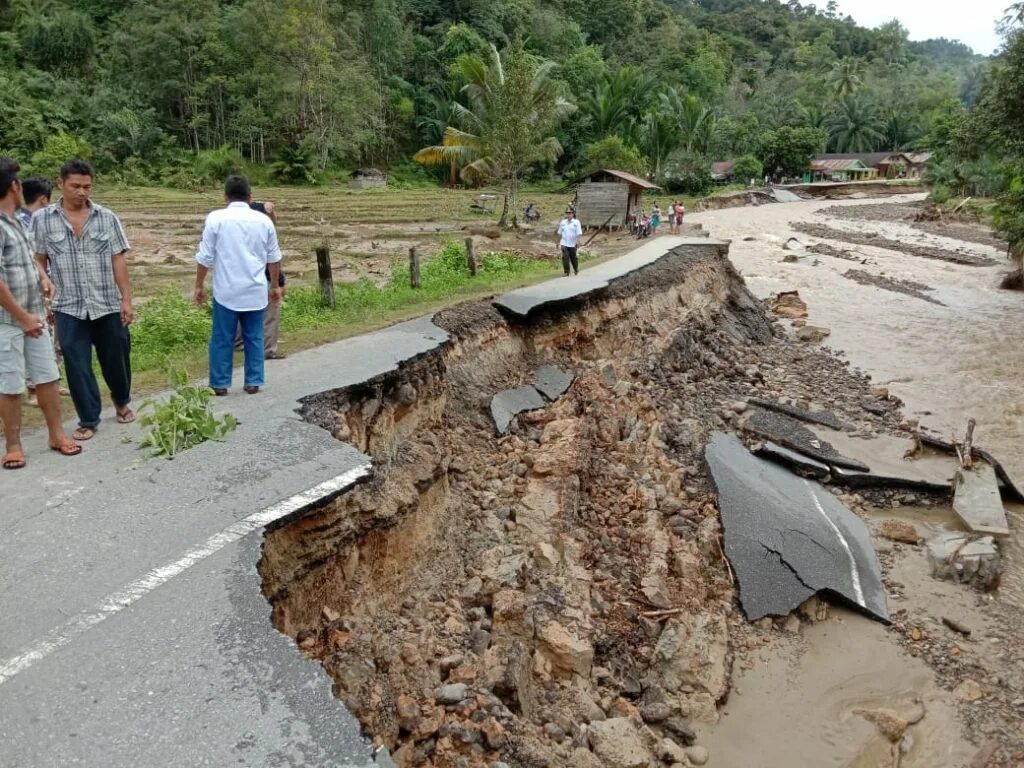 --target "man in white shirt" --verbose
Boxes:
[556,208,583,276]
[194,175,282,395]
